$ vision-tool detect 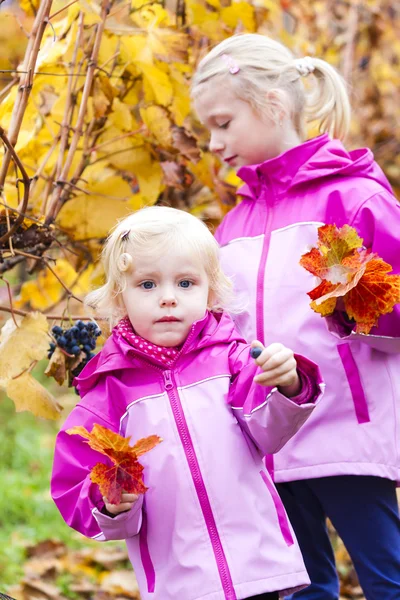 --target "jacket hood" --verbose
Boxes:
[237,134,393,200]
[74,311,245,392]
